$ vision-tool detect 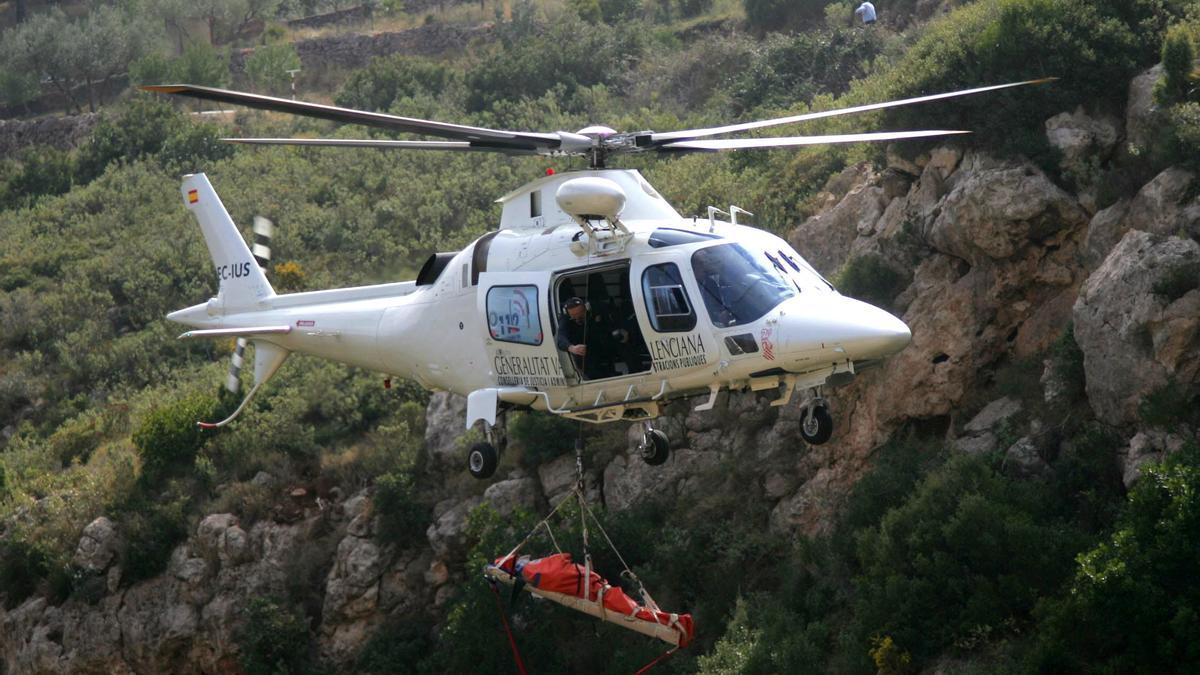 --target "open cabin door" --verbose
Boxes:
[477,272,568,392]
